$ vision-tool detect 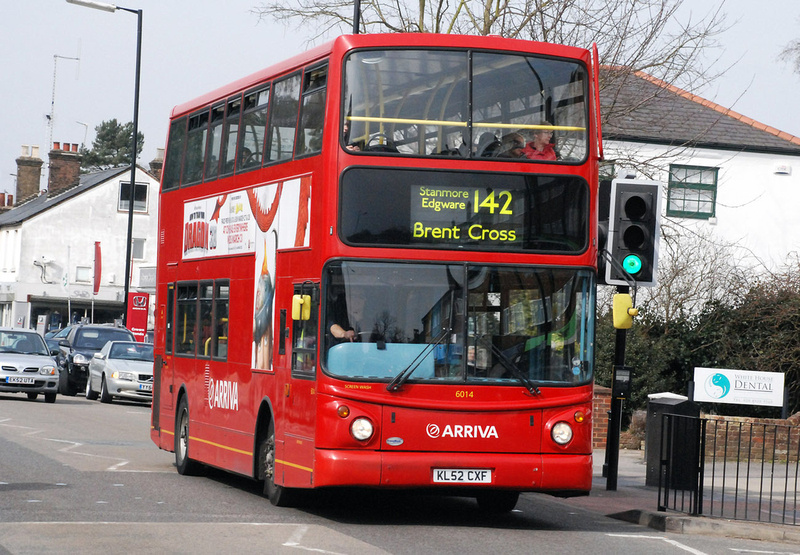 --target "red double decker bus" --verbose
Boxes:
[151,33,602,512]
